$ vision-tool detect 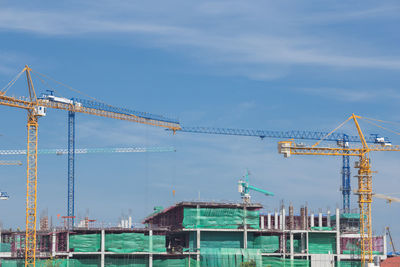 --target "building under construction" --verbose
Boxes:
[0,201,386,266]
